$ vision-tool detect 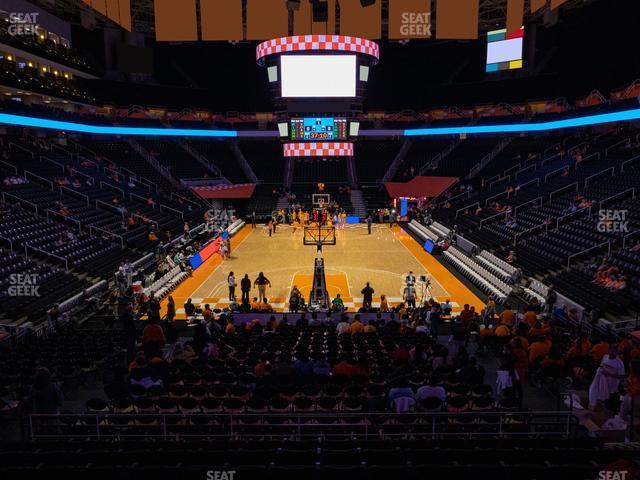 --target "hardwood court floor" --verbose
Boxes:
[163,224,484,318]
